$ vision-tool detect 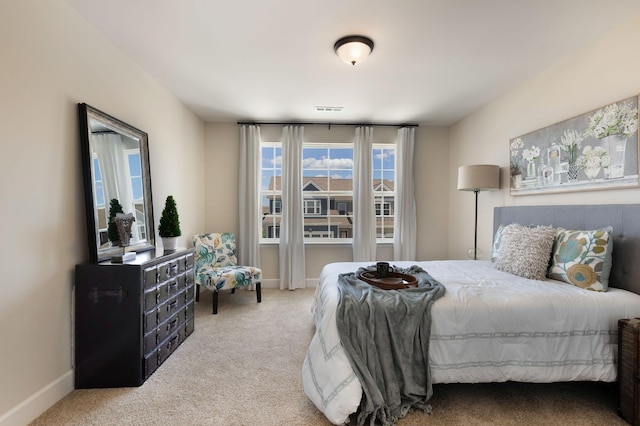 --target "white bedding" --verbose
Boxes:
[302,260,640,425]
